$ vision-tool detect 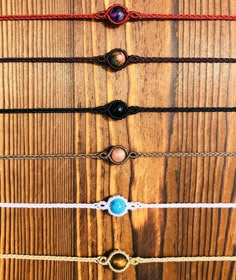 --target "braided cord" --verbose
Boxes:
[138,107,236,113]
[0,108,97,114]
[134,256,236,264]
[0,5,235,22]
[0,202,234,211]
[0,153,101,160]
[0,56,235,64]
[0,49,236,73]
[0,56,102,63]
[138,151,236,158]
[0,254,100,263]
[136,13,236,21]
[0,202,101,209]
[0,151,235,161]
[128,56,236,64]
[0,253,235,273]
[0,106,236,115]
[0,14,100,21]
[133,203,236,210]
[1,49,236,73]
